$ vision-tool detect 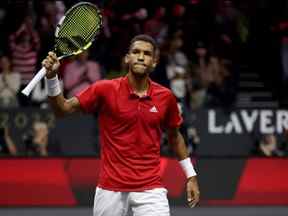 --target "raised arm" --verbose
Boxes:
[42,52,82,117]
